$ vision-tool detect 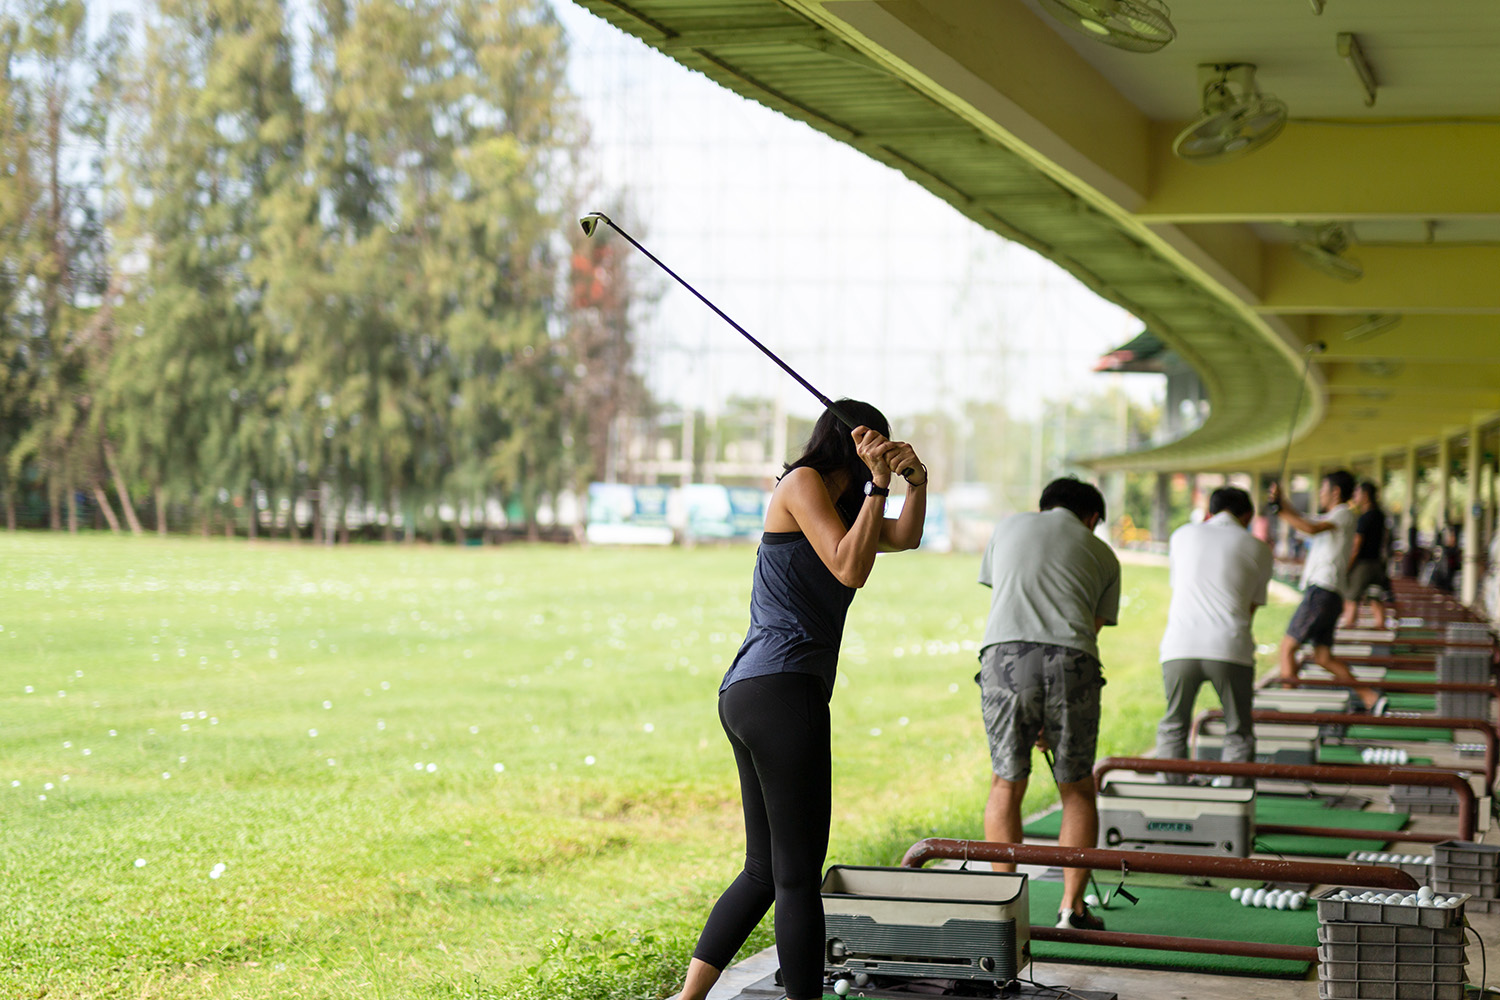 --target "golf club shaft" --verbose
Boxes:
[580,212,916,479]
